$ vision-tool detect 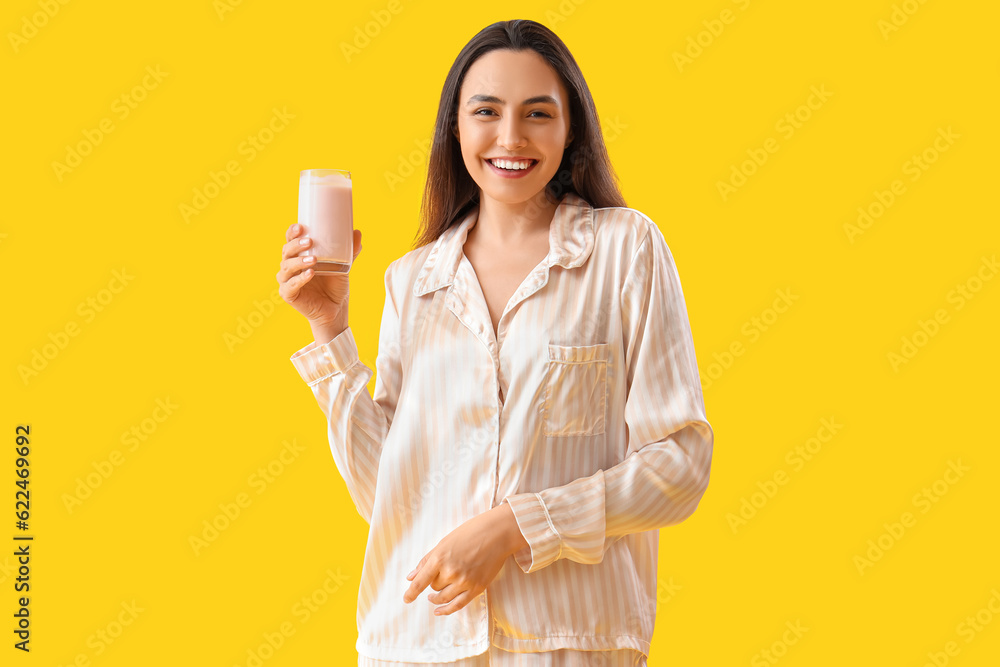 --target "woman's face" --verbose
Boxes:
[454,48,574,205]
